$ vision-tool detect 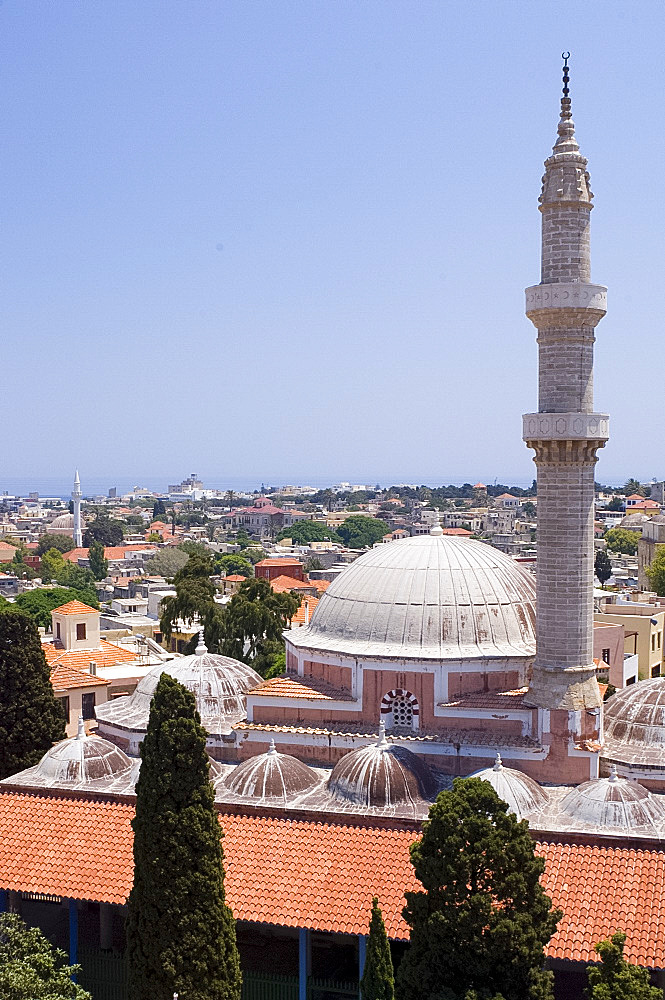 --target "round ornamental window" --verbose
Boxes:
[391,697,414,730]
